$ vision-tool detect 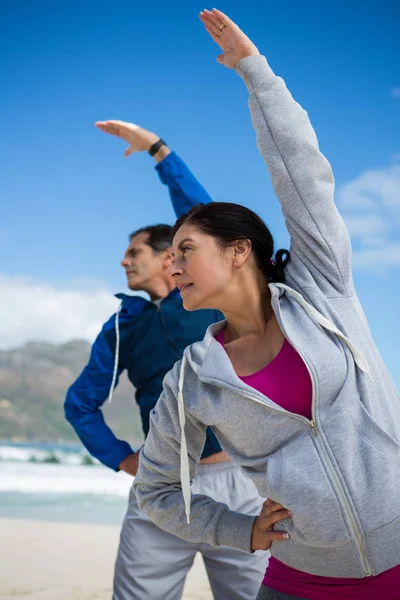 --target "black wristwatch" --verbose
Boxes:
[148,138,167,156]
